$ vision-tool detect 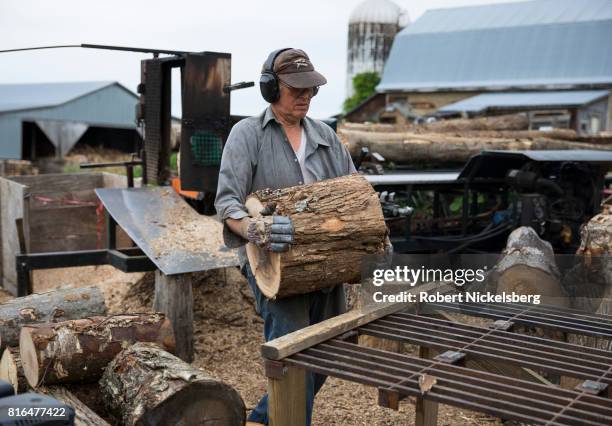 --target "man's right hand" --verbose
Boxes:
[246,215,294,252]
